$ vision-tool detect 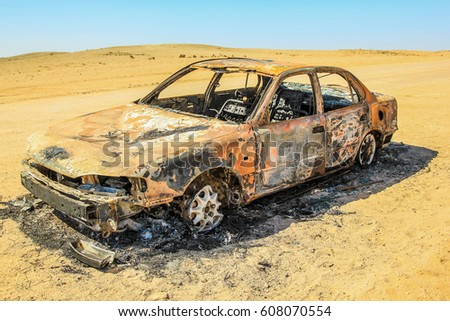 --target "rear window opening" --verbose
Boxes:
[317,72,360,112]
